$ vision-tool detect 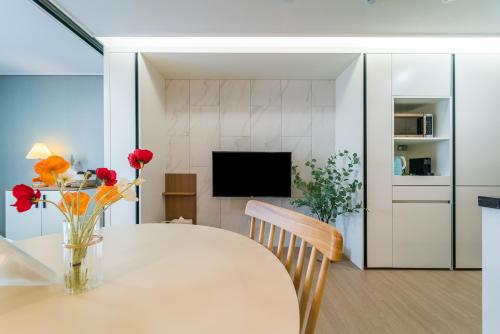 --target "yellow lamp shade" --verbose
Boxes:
[26,143,52,160]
